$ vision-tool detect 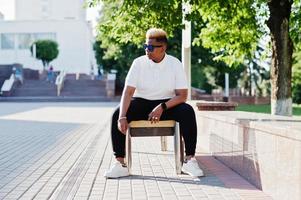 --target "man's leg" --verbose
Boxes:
[110,98,154,162]
[113,100,197,157]
[105,98,158,178]
[111,107,126,163]
[161,103,203,177]
[161,103,197,157]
